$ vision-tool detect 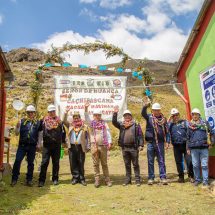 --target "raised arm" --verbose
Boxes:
[141,97,151,121]
[112,106,121,129]
[84,102,91,126]
[141,105,149,121]
[15,120,21,136]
